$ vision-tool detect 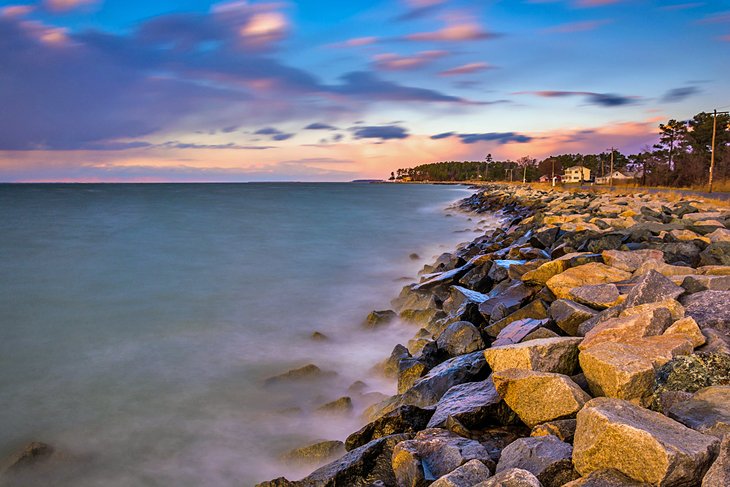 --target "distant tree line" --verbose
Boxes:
[389,111,730,188]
